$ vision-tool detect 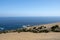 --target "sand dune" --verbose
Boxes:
[0,22,60,40]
